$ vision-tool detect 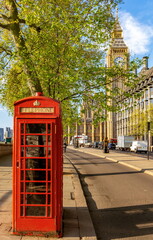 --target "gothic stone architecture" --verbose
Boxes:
[67,16,153,146]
